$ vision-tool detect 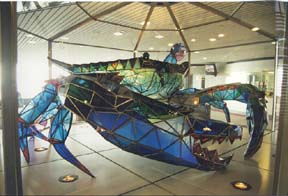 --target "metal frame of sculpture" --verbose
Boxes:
[18,55,268,177]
